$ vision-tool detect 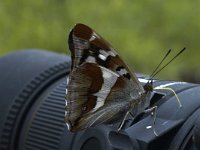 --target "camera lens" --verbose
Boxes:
[1,50,200,150]
[0,50,72,150]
